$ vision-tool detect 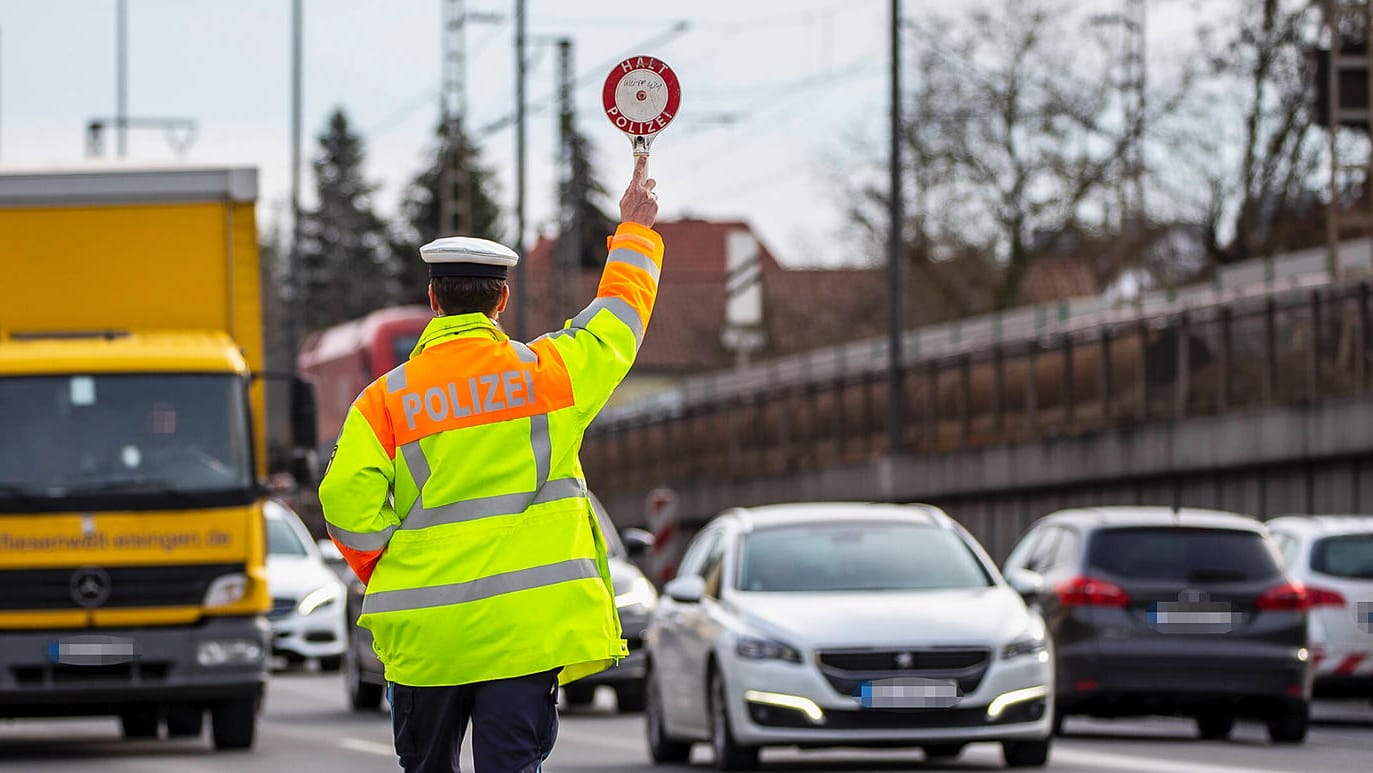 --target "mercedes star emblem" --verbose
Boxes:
[894,652,915,669]
[70,566,112,609]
